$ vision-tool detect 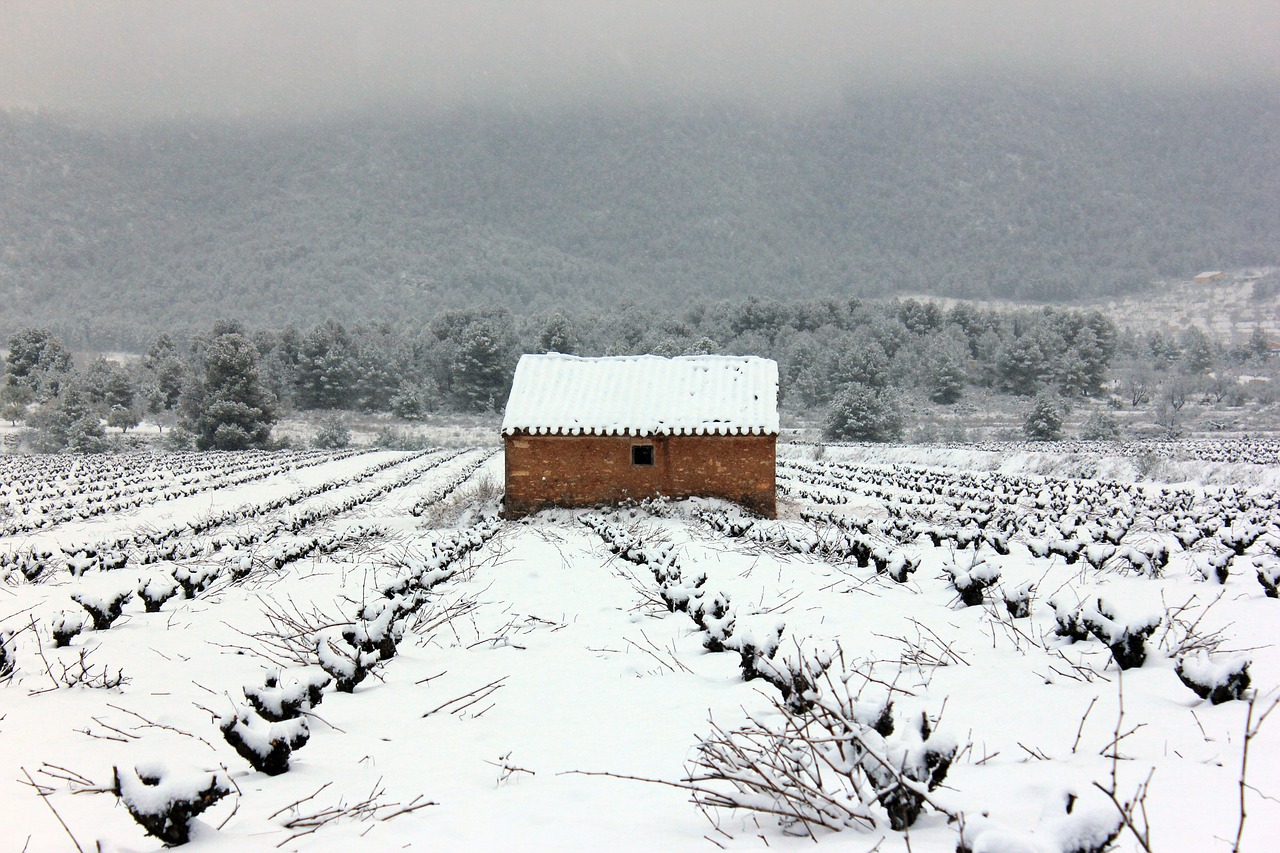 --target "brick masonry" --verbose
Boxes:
[503,432,776,518]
